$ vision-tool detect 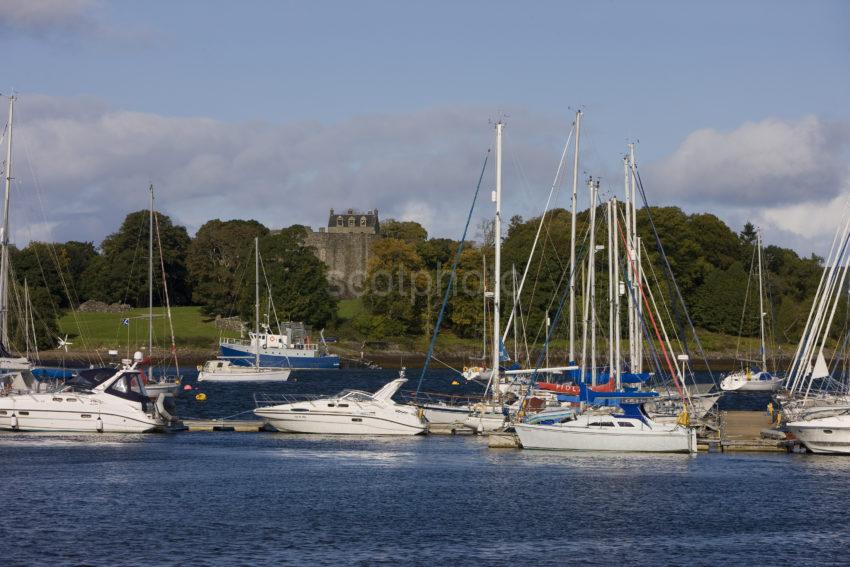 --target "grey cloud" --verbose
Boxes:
[11,95,570,247]
[0,0,100,35]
